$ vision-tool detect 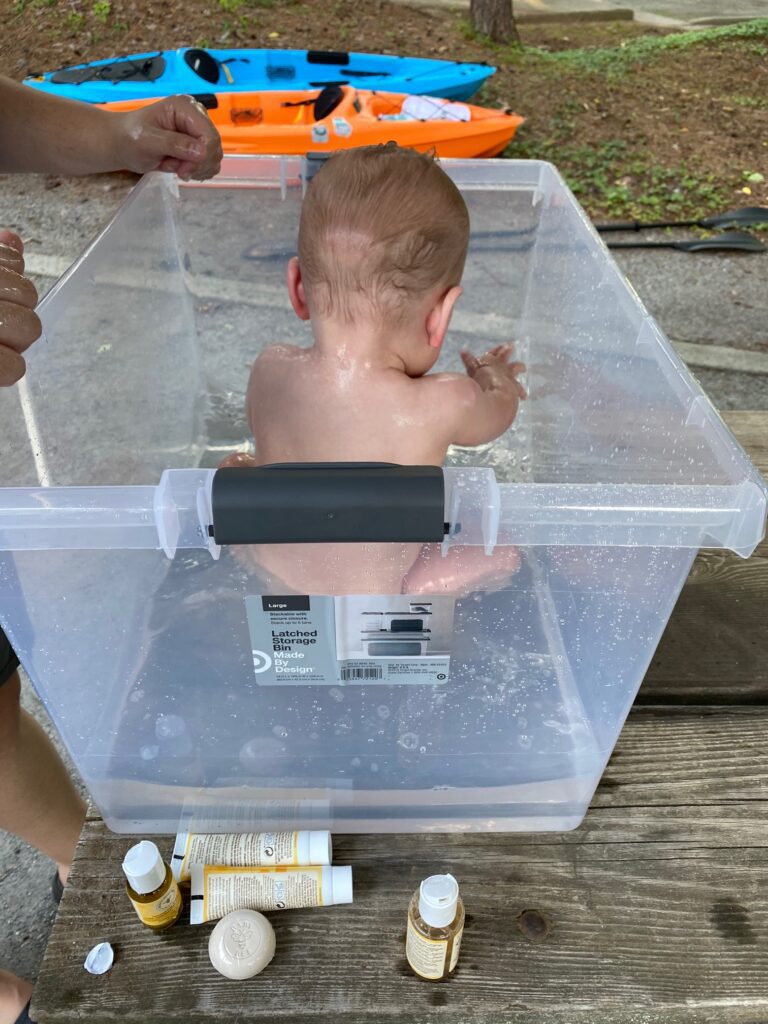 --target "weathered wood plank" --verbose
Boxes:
[33,707,768,1024]
[641,411,768,703]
